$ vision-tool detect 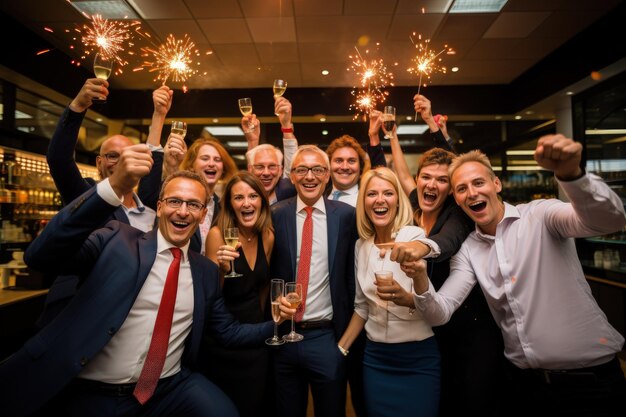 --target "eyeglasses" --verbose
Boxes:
[291,166,328,177]
[251,164,280,174]
[160,197,205,212]
[101,152,120,163]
